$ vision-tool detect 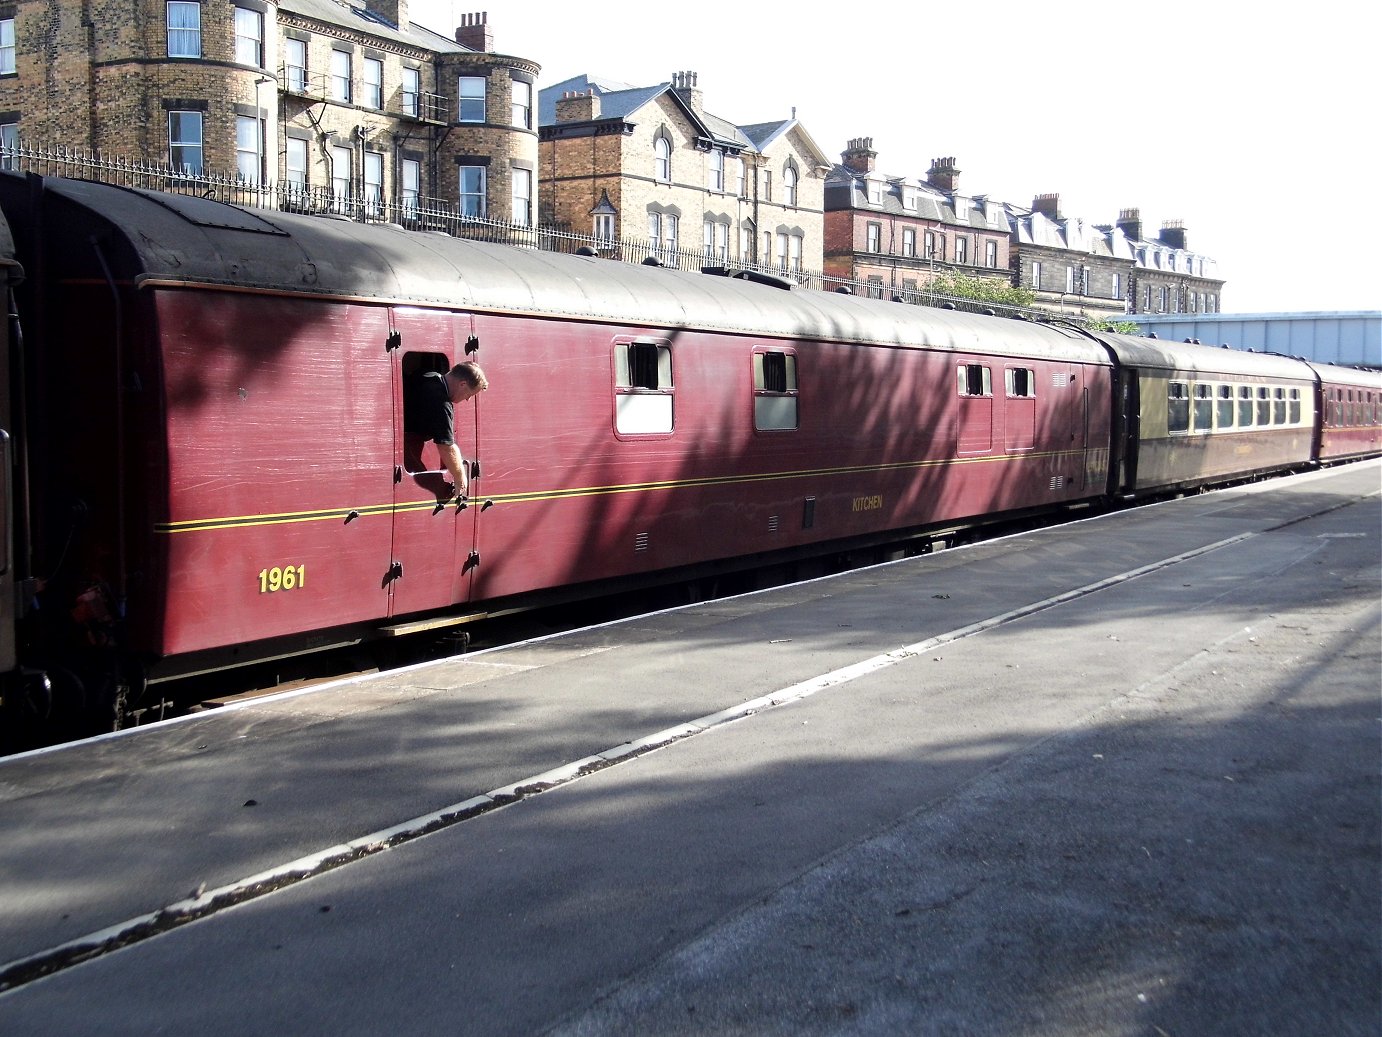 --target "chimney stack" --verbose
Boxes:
[555,89,600,123]
[926,156,960,193]
[671,70,703,114]
[1117,208,1142,242]
[1158,220,1187,250]
[364,0,408,28]
[455,11,493,51]
[841,136,876,174]
[1033,193,1061,220]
